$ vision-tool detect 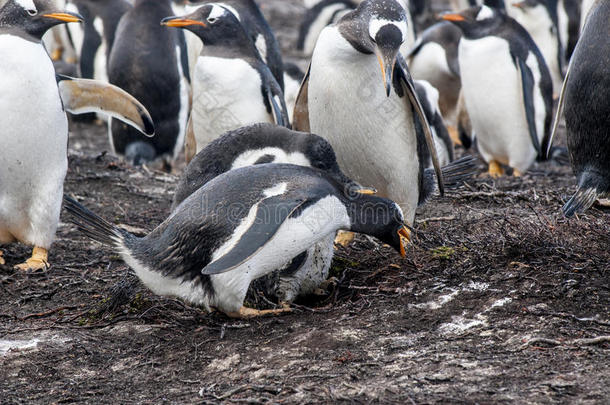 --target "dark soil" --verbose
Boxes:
[1,1,608,403]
